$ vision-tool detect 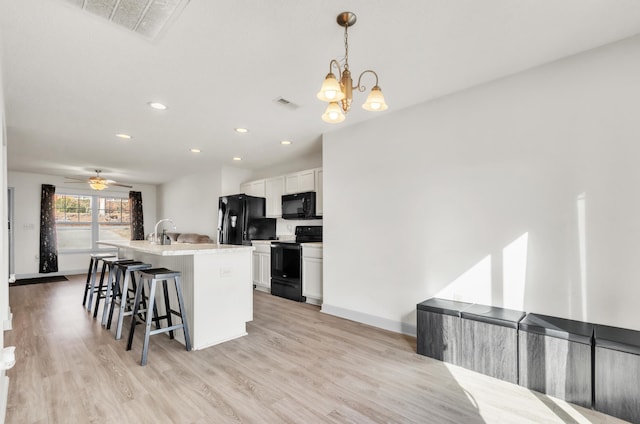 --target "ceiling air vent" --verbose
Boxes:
[63,0,191,41]
[273,97,300,111]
